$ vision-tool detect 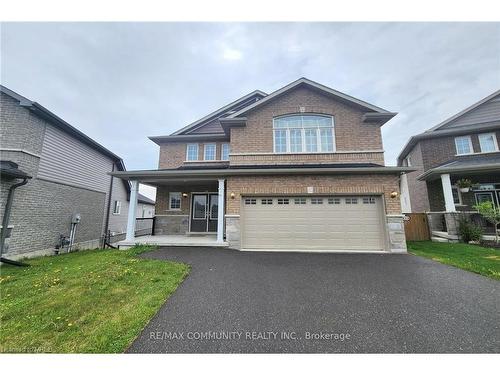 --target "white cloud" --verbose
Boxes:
[222,47,242,60]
